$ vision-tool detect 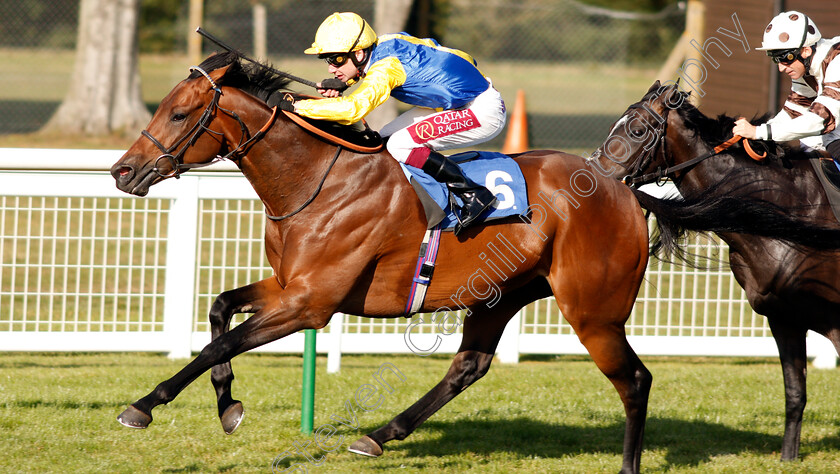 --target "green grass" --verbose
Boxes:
[1,353,840,473]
